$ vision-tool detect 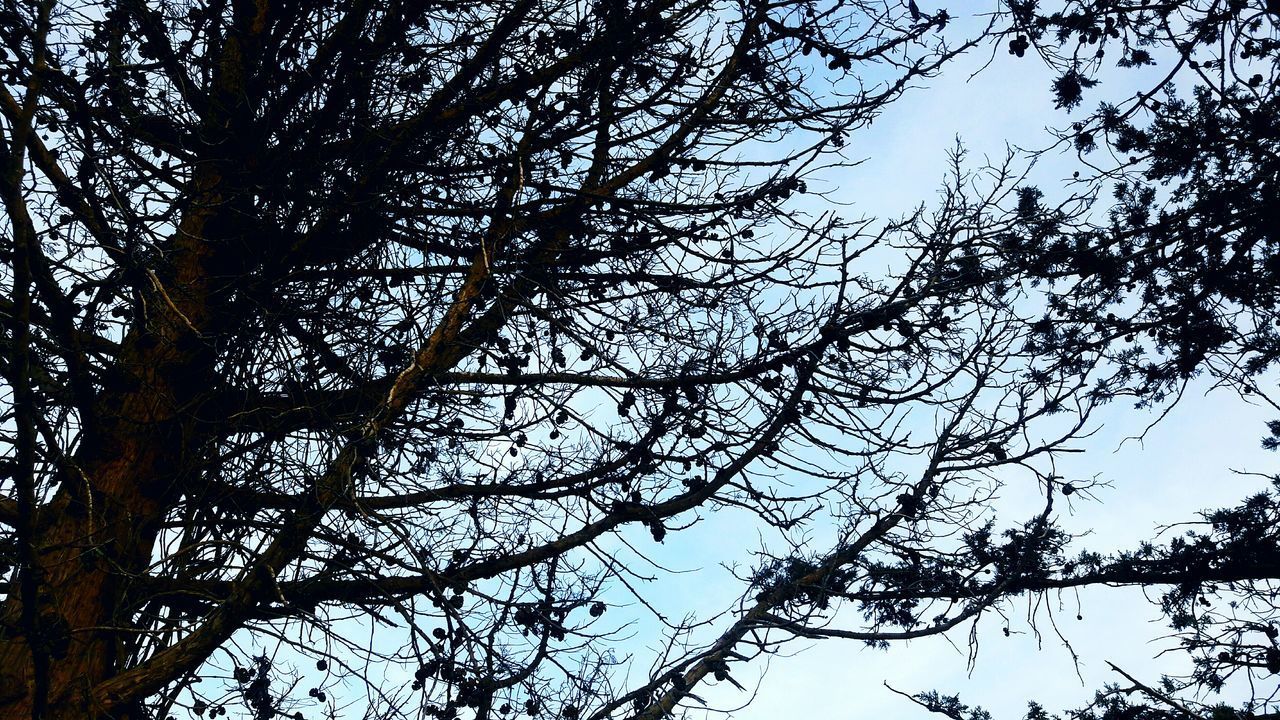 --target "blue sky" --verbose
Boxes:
[622,8,1280,718]
[717,382,1277,720]
[179,7,1279,717]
